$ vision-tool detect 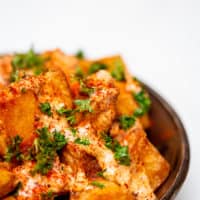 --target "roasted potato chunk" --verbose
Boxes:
[124,124,170,190]
[40,70,72,109]
[71,180,134,200]
[3,197,16,200]
[0,169,16,198]
[0,55,12,85]
[115,81,138,116]
[0,91,36,143]
[140,139,170,190]
[0,133,8,156]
